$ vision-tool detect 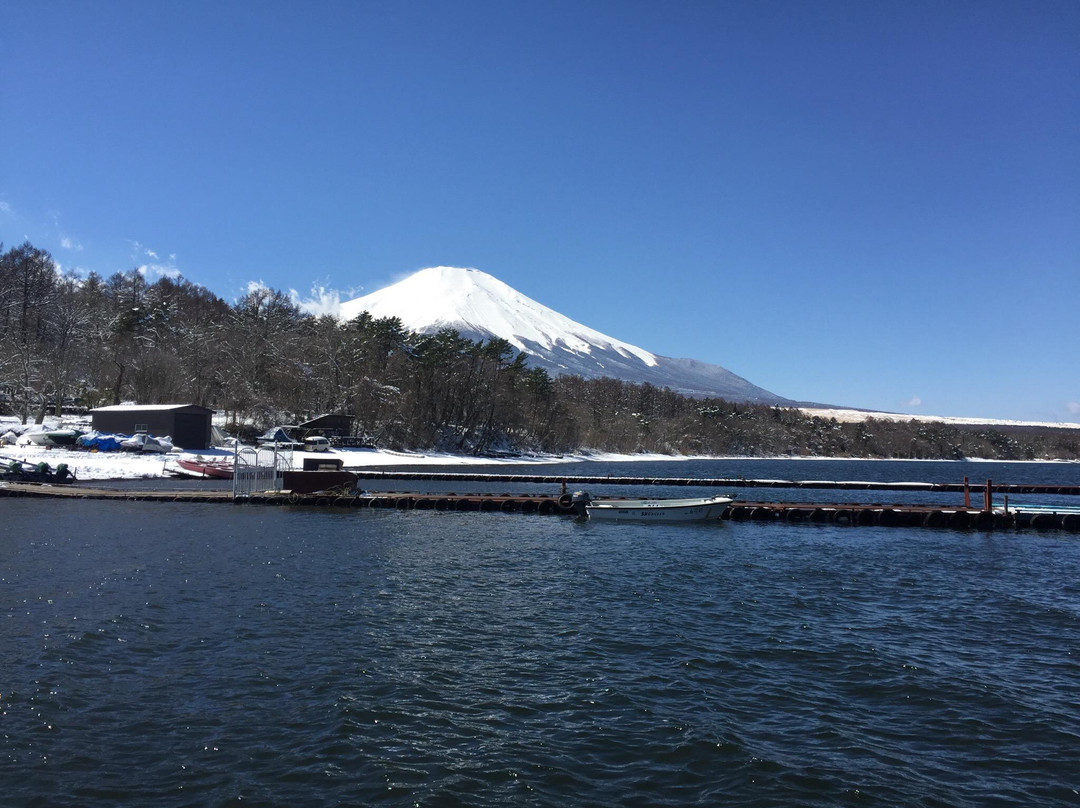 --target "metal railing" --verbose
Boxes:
[232,444,293,498]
